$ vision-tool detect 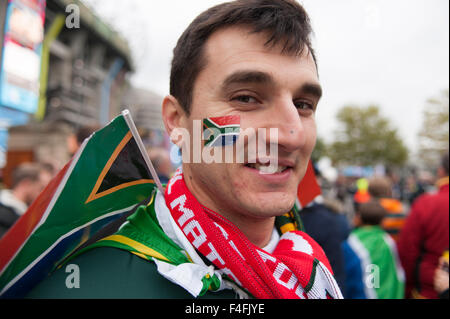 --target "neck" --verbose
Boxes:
[182,168,275,248]
[219,211,275,248]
